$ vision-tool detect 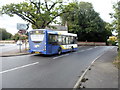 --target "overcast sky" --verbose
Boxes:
[0,0,118,35]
